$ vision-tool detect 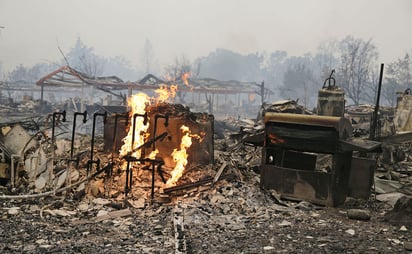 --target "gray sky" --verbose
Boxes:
[0,0,411,73]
